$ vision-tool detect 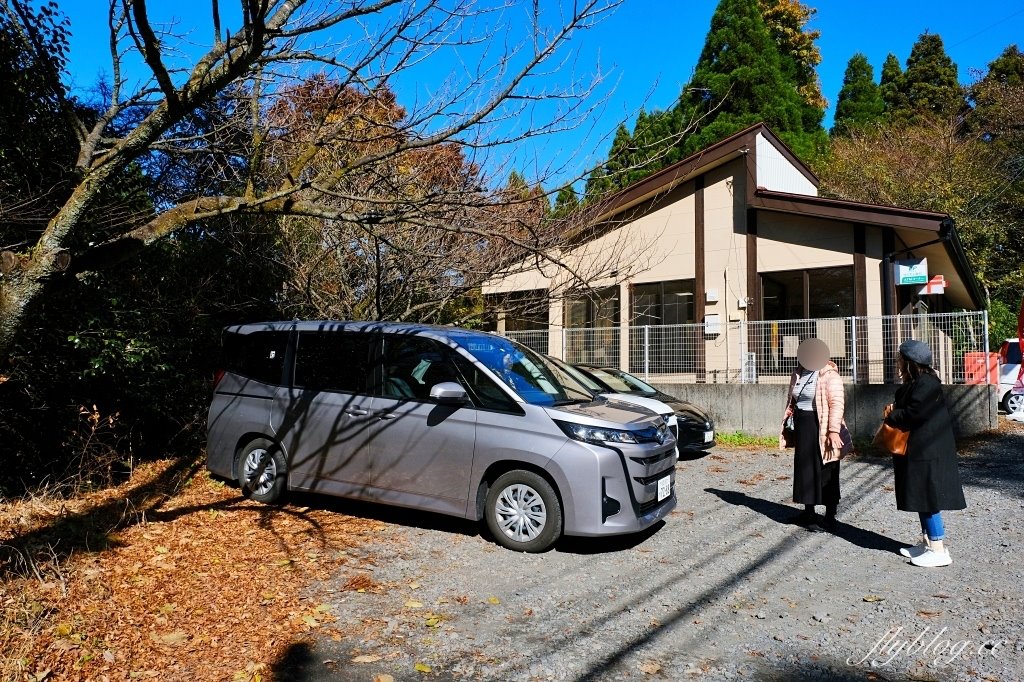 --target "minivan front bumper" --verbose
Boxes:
[547,438,677,537]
